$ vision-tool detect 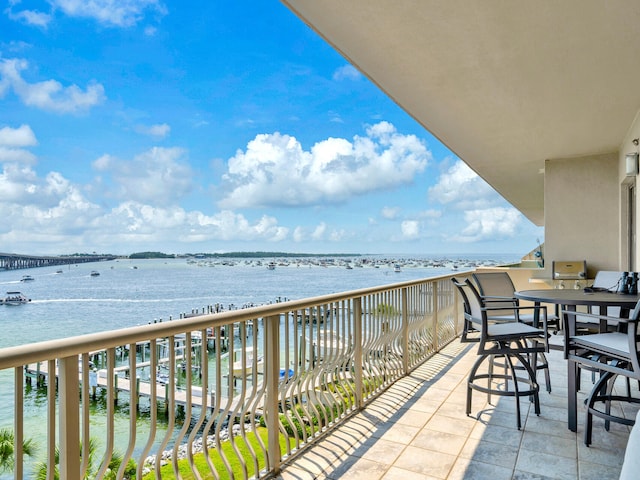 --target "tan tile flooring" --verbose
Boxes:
[275,340,637,480]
